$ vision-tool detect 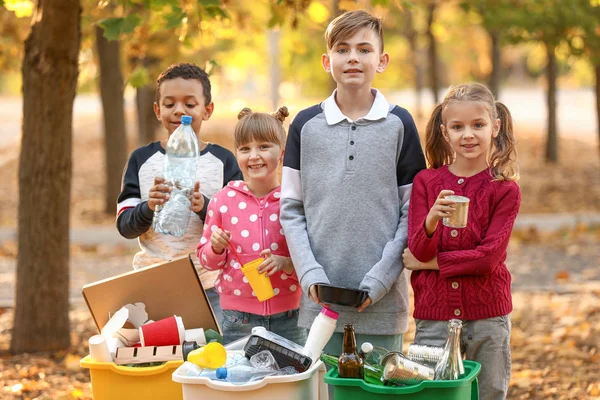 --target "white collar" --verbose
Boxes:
[322,88,389,125]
